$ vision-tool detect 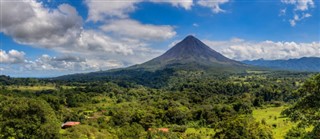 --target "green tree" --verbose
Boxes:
[214,116,273,139]
[0,97,60,139]
[282,74,320,134]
